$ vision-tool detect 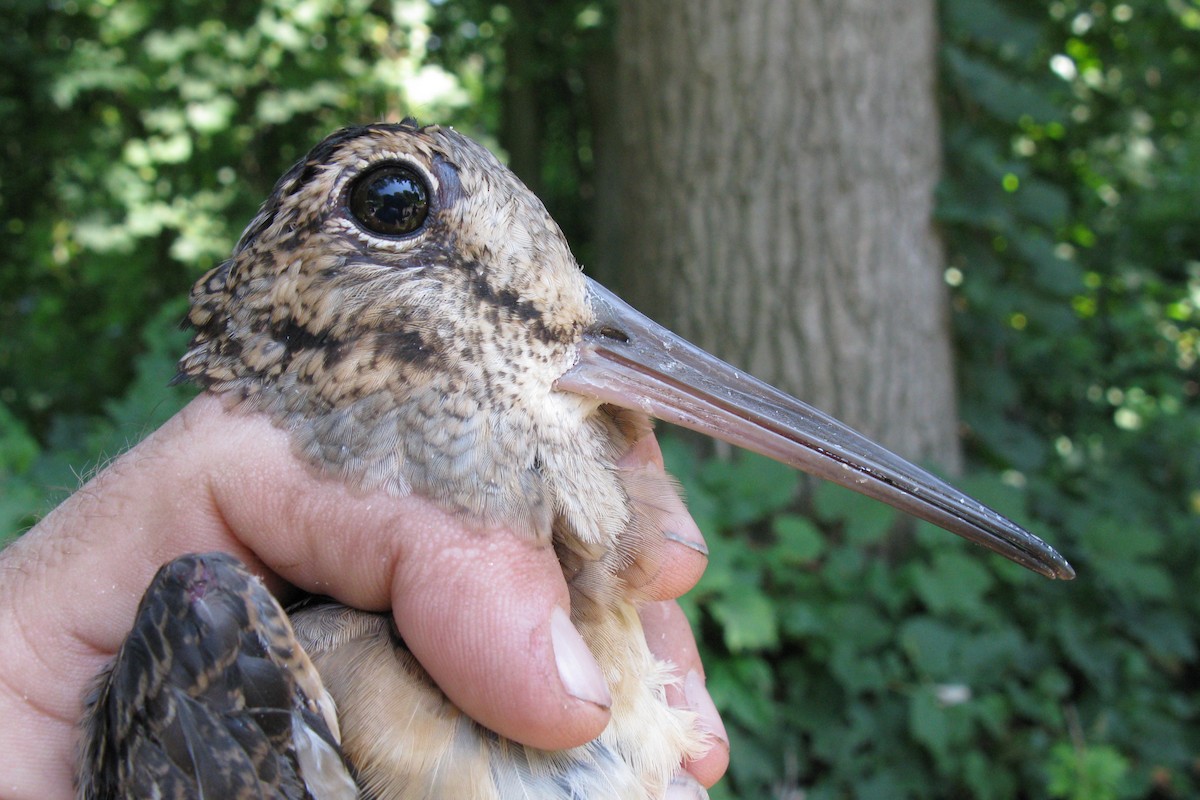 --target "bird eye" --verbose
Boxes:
[348,165,429,237]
